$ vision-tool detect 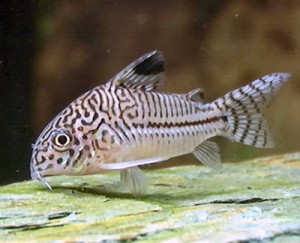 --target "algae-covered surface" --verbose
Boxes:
[0,153,300,242]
